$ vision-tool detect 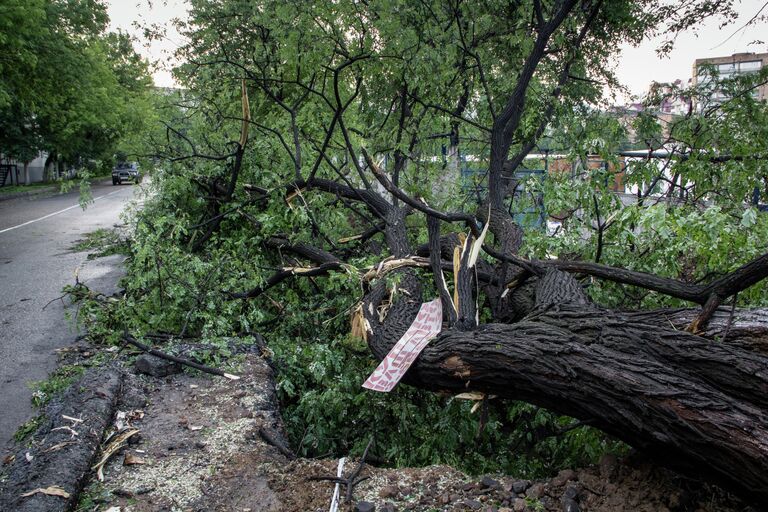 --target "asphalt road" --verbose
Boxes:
[0,179,142,451]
